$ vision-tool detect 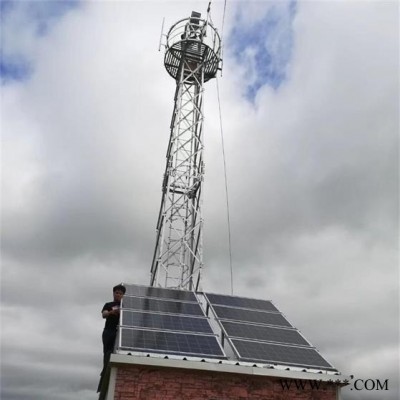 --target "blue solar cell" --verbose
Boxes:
[124,284,197,302]
[232,339,335,370]
[221,321,309,346]
[122,296,204,316]
[213,305,291,327]
[121,310,213,334]
[119,328,224,358]
[206,293,278,312]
